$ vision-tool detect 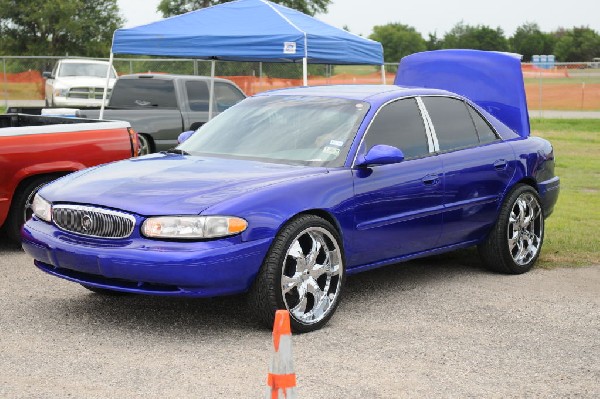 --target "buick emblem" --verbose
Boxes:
[81,214,93,231]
